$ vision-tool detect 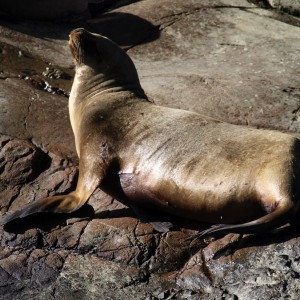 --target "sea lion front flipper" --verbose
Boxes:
[0,193,82,225]
[0,154,104,225]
